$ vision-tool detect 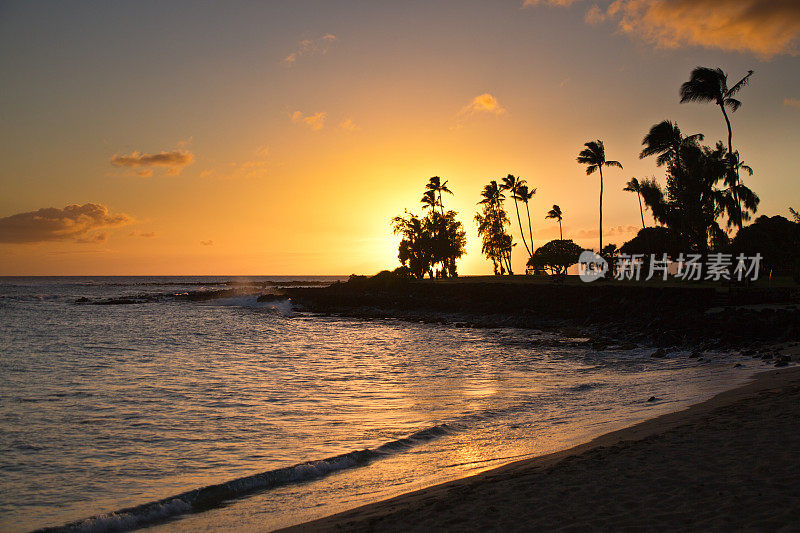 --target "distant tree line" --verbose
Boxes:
[387,66,799,281]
